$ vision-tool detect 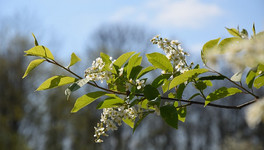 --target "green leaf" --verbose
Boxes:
[68,52,81,68]
[230,70,244,82]
[36,75,78,91]
[169,68,208,90]
[24,46,54,60]
[188,93,201,100]
[198,75,225,80]
[100,52,112,65]
[174,102,187,122]
[201,38,221,64]
[133,111,151,133]
[144,85,160,100]
[241,29,248,38]
[114,52,135,68]
[129,66,143,80]
[65,78,90,100]
[205,87,242,106]
[194,80,212,91]
[137,66,156,79]
[146,52,173,73]
[71,91,107,113]
[253,74,264,89]
[177,107,187,122]
[152,74,171,88]
[139,99,149,109]
[160,105,178,129]
[123,118,134,128]
[162,79,170,93]
[225,27,241,37]
[127,53,142,79]
[22,59,45,78]
[252,23,256,37]
[218,37,240,52]
[246,68,257,88]
[32,33,39,46]
[257,64,264,75]
[176,83,186,99]
[147,97,161,107]
[96,94,125,109]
